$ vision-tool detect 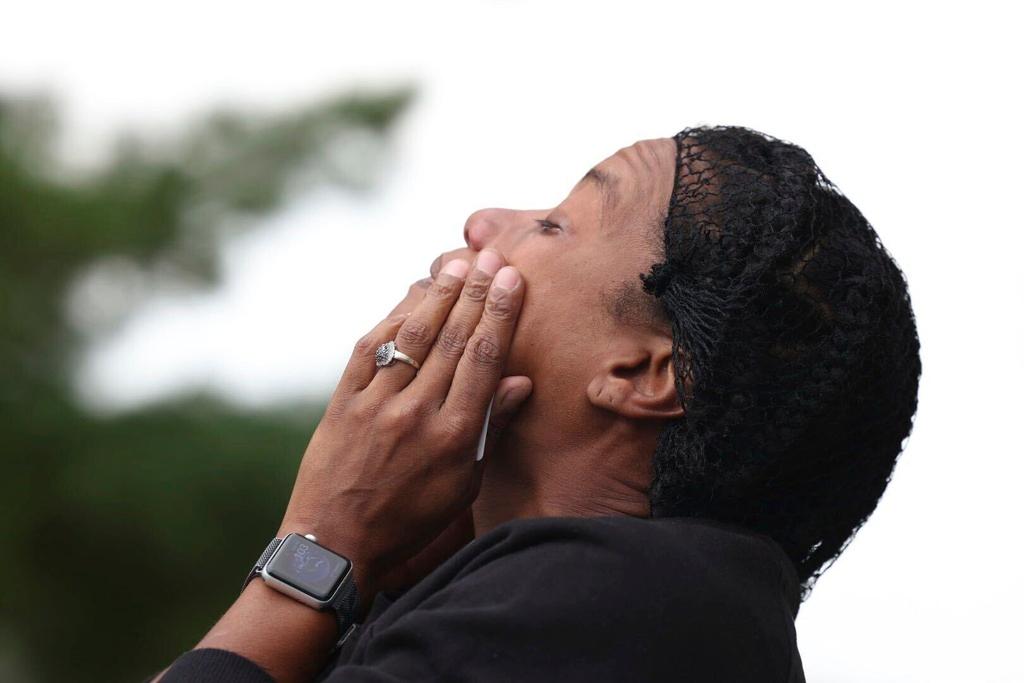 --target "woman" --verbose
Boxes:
[151,126,920,682]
